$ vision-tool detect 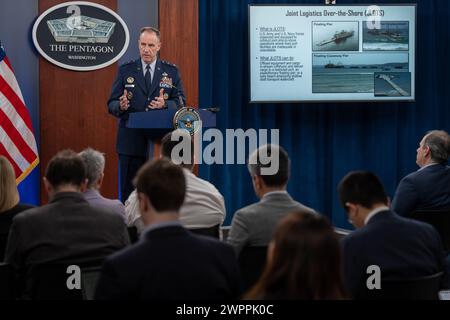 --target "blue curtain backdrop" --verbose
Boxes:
[198,0,450,228]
